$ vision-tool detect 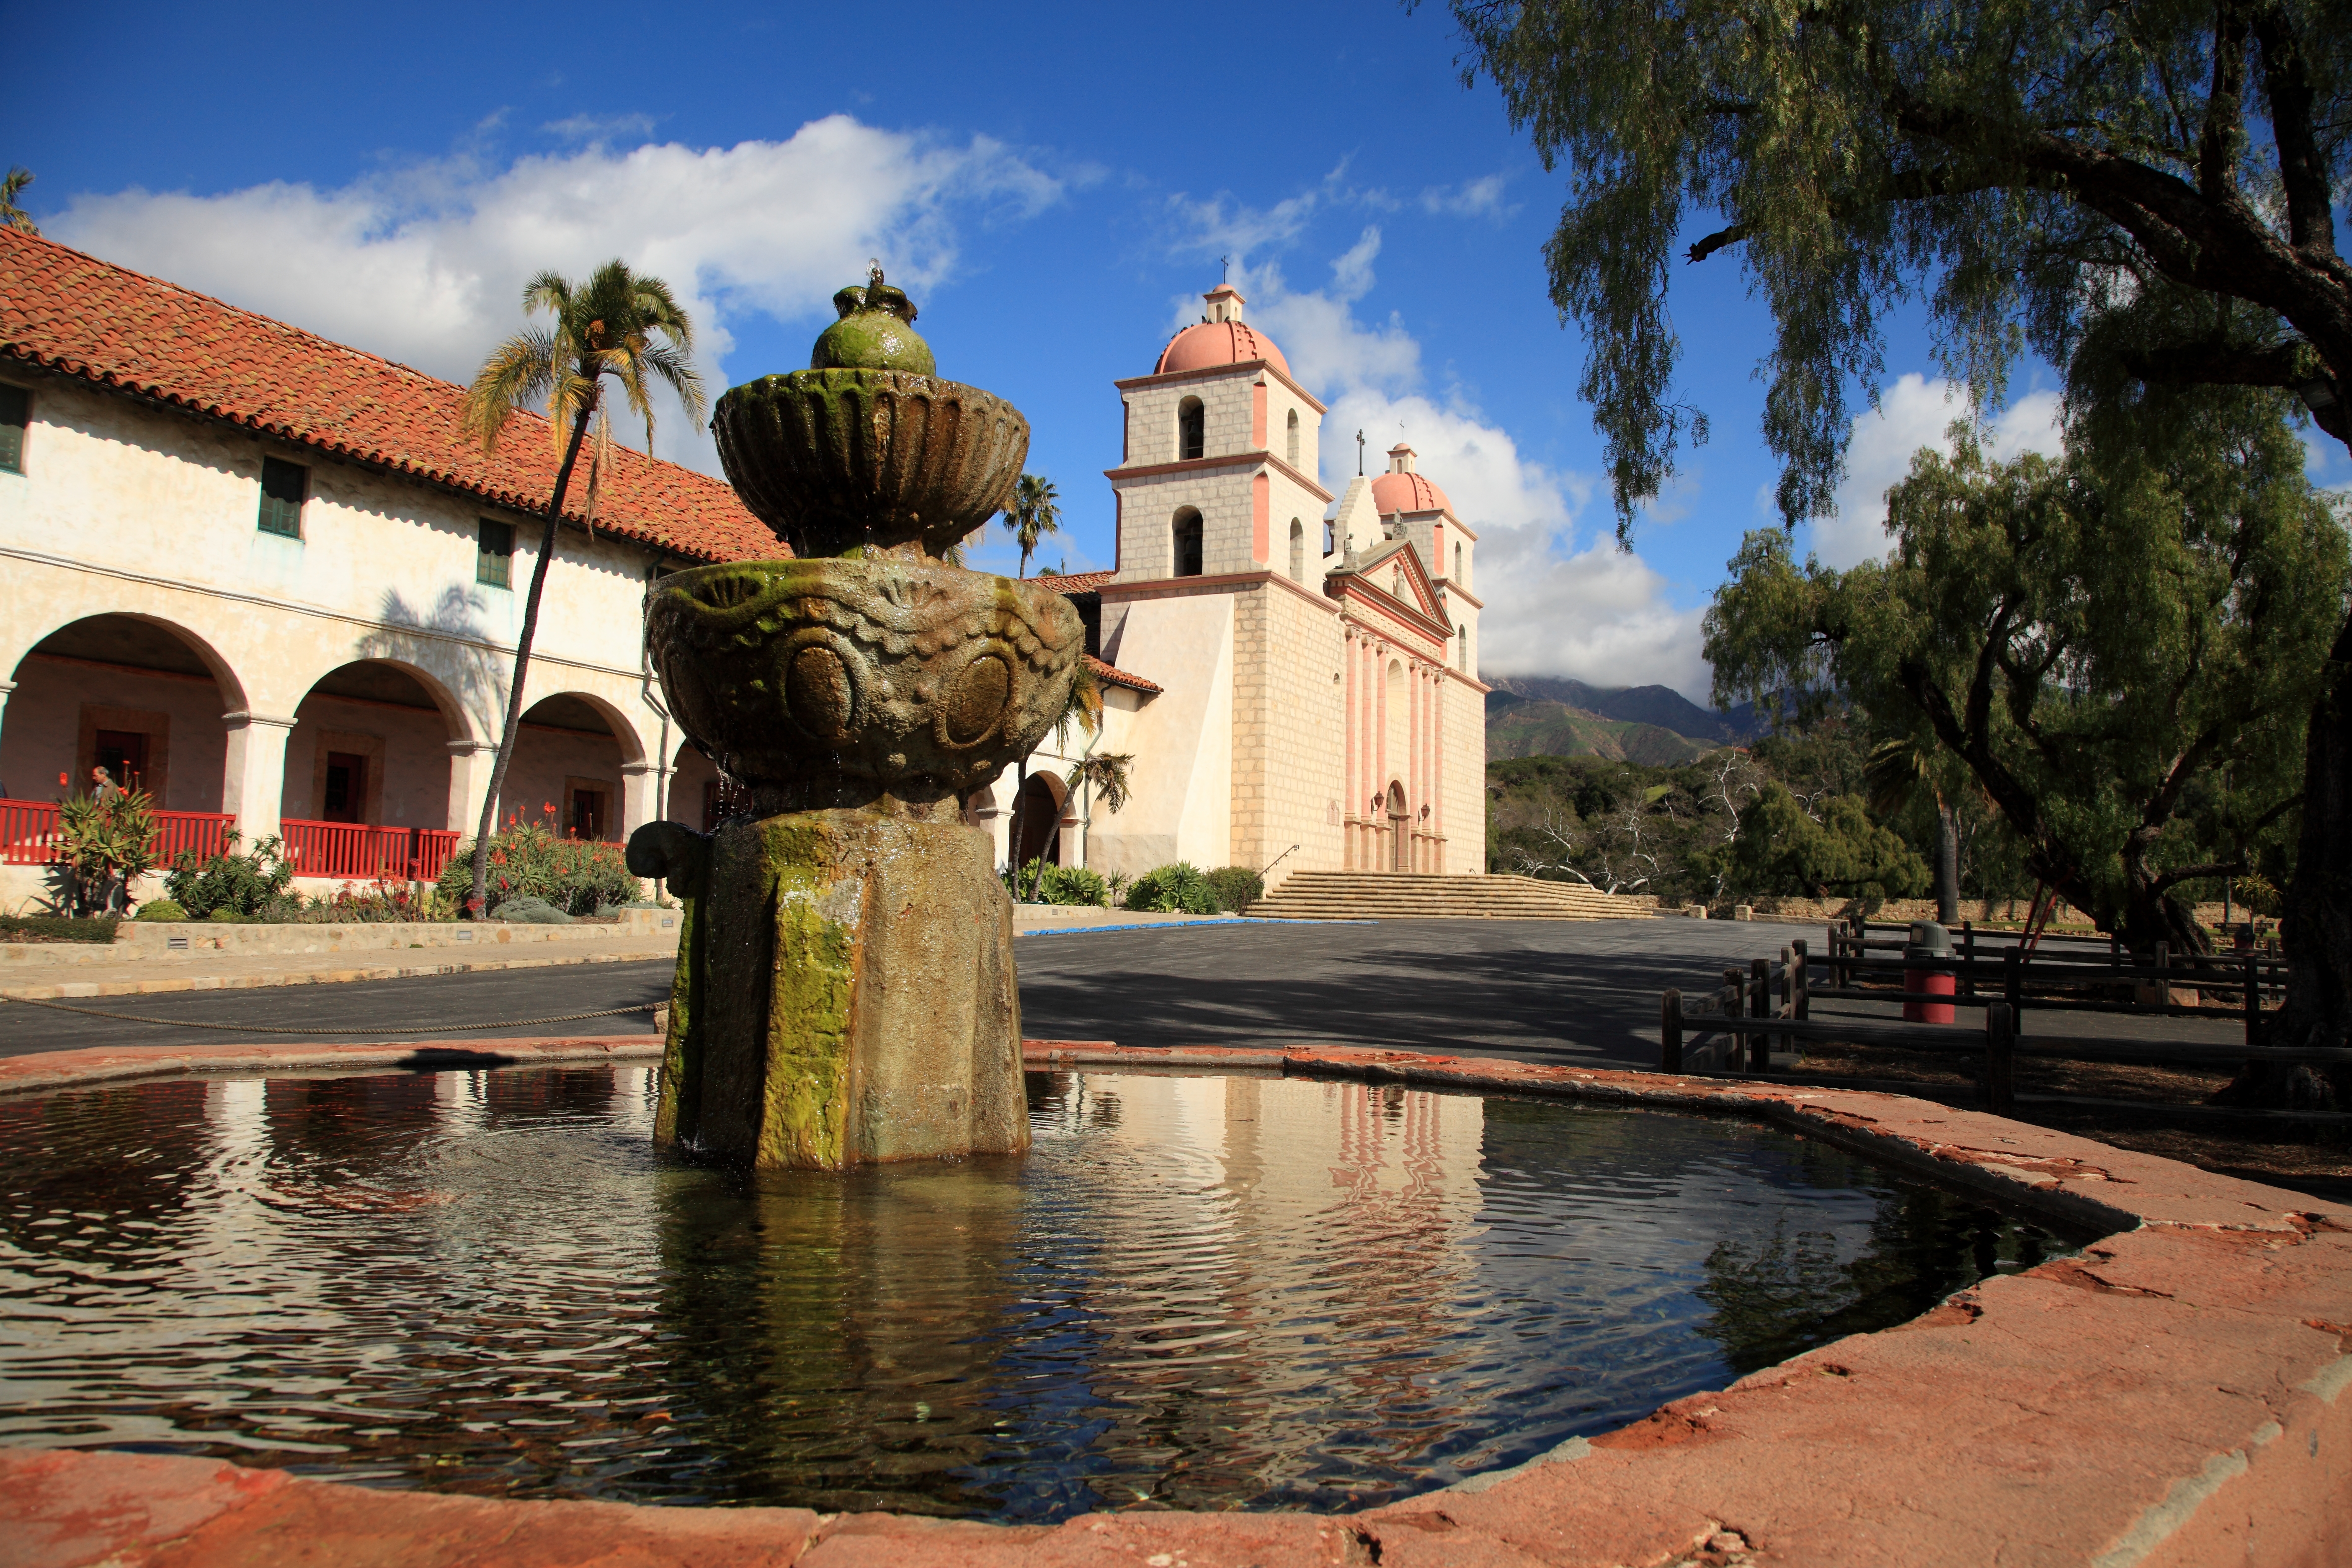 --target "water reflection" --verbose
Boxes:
[0,1066,2091,1520]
